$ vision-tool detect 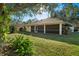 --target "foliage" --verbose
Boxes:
[0,4,11,42]
[66,3,79,17]
[11,35,33,56]
[55,3,79,23]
